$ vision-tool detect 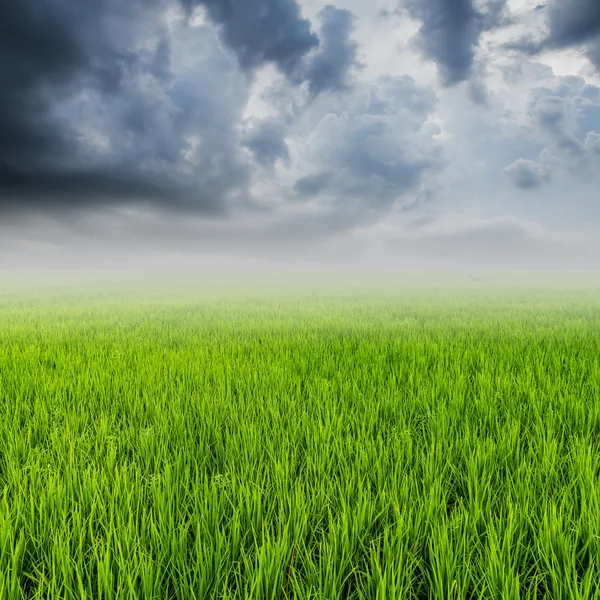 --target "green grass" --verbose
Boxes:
[1,274,600,599]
